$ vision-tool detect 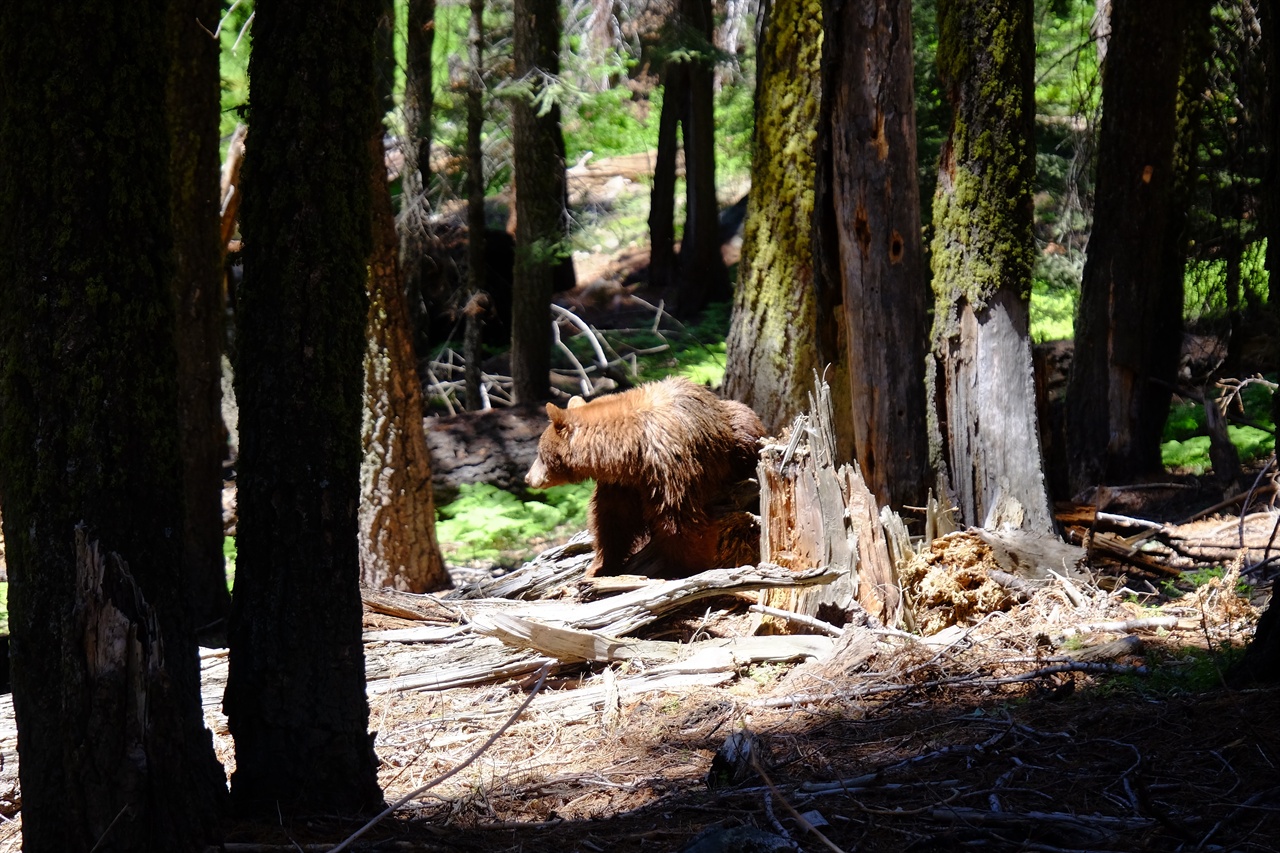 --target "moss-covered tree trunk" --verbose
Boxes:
[361,127,451,593]
[226,0,384,815]
[167,0,232,641]
[817,0,931,510]
[723,0,835,435]
[0,1,227,848]
[1064,0,1190,492]
[511,0,572,403]
[928,0,1051,532]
